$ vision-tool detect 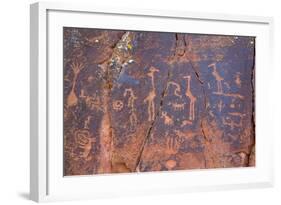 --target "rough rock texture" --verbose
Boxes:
[63,27,255,176]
